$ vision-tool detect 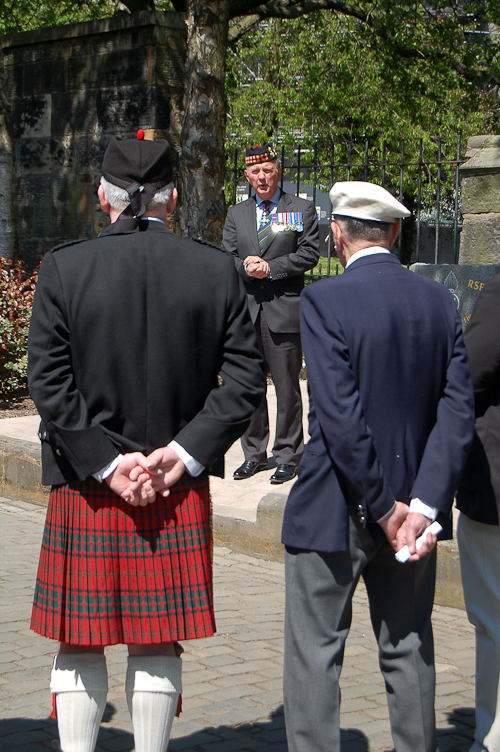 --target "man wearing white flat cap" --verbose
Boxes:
[282,181,474,752]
